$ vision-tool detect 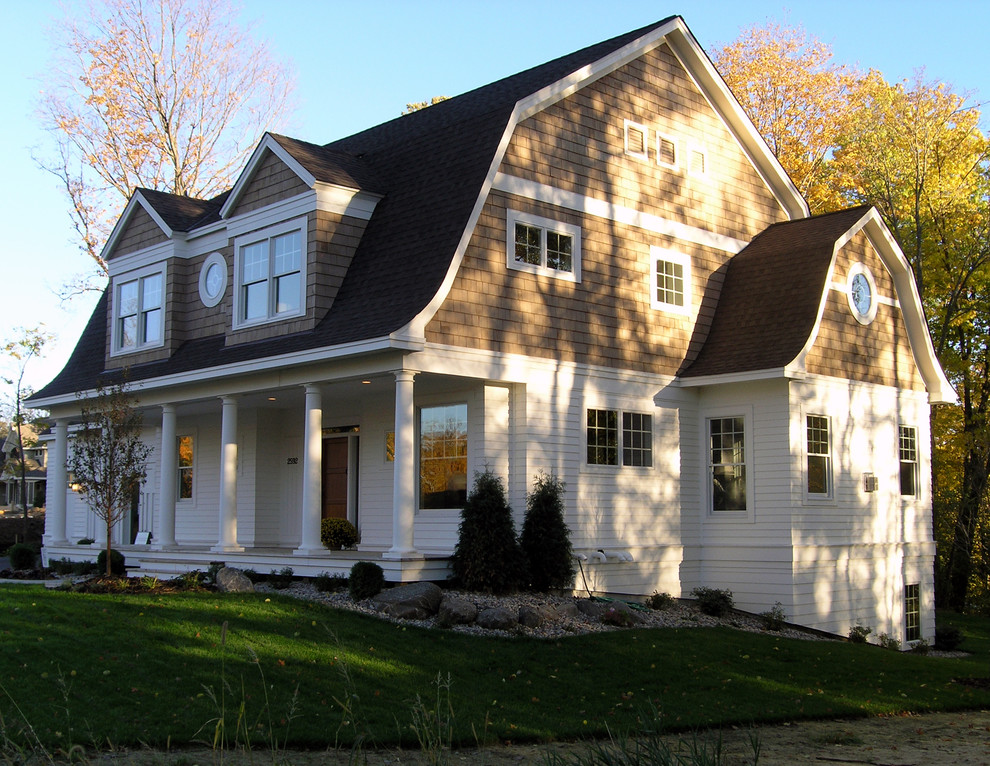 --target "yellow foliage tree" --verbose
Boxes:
[713,20,857,213]
[38,0,296,286]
